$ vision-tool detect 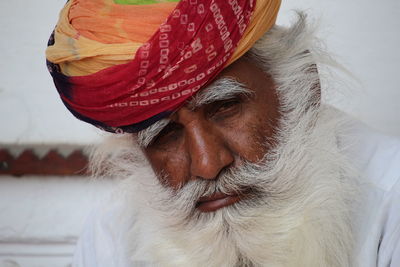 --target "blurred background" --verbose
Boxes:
[0,0,399,266]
